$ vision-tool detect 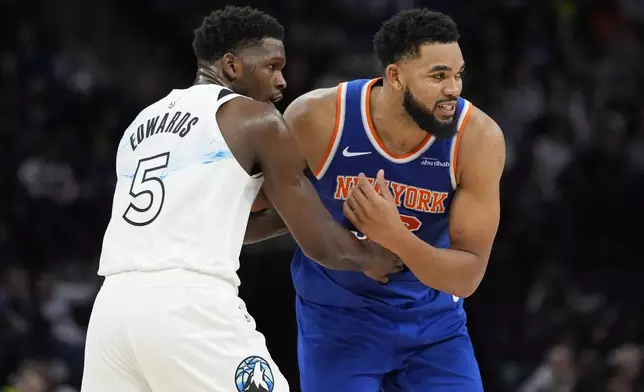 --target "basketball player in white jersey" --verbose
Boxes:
[80,6,401,392]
